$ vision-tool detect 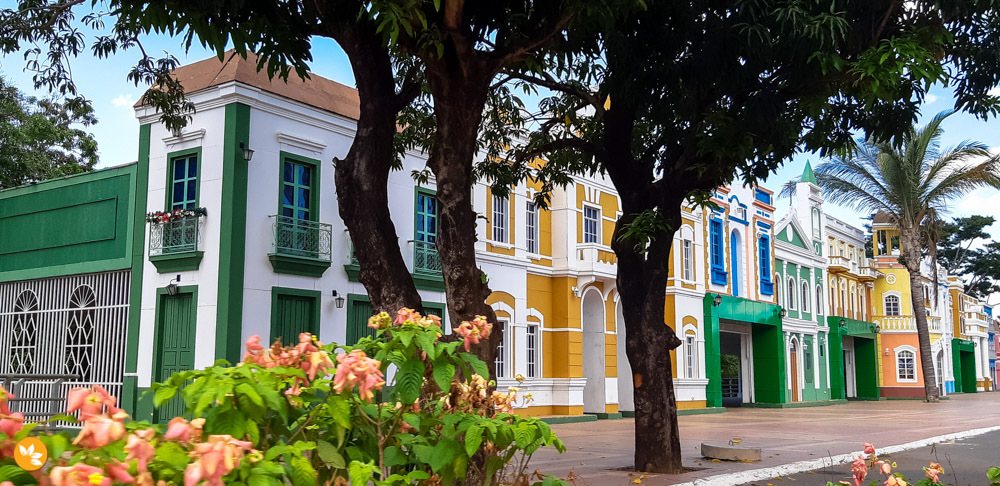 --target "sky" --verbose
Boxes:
[2,14,999,249]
